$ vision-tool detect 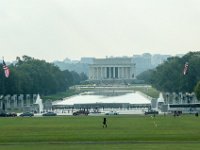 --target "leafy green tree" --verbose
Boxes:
[0,63,6,94]
[138,52,200,93]
[79,72,88,81]
[137,69,154,84]
[1,55,88,95]
[71,71,81,85]
[195,81,200,101]
[62,70,74,88]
